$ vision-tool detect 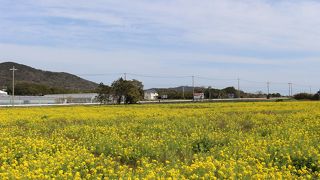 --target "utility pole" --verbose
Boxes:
[288,83,293,97]
[237,78,240,99]
[288,83,290,97]
[209,86,211,100]
[182,86,185,99]
[10,66,18,106]
[267,81,270,96]
[309,86,312,94]
[124,73,127,80]
[192,76,195,101]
